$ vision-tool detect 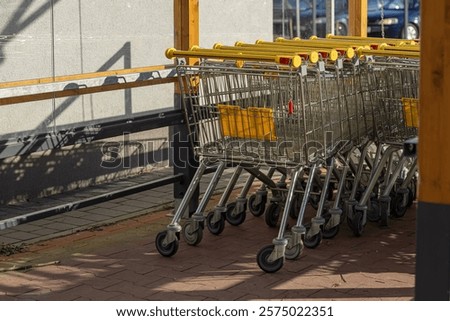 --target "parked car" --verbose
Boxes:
[273,0,311,38]
[367,0,420,39]
[273,0,348,39]
[314,0,349,37]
